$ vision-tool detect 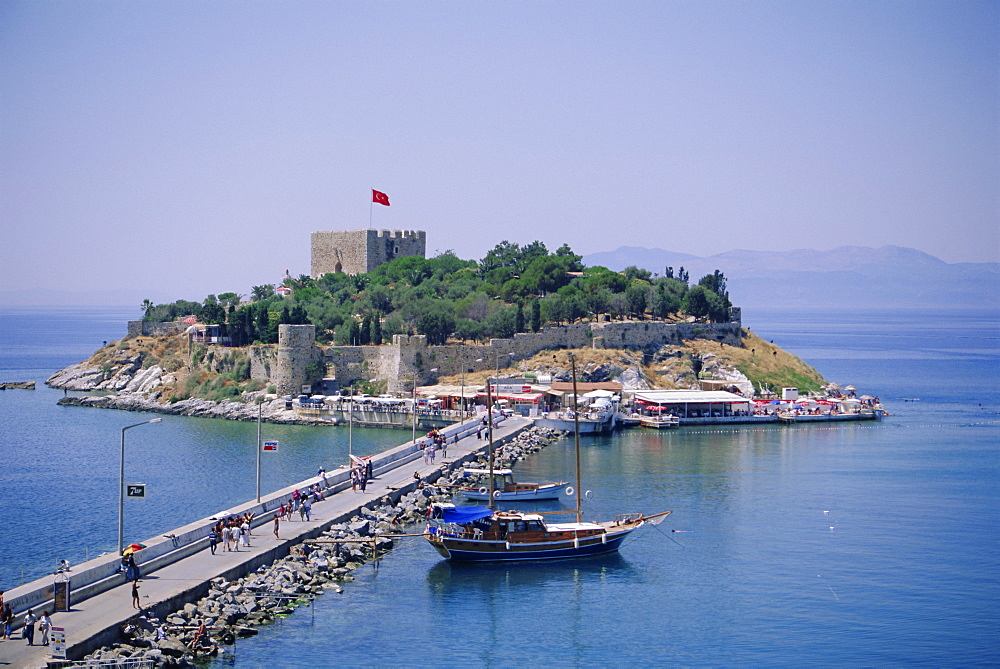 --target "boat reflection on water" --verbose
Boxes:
[425,551,637,596]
